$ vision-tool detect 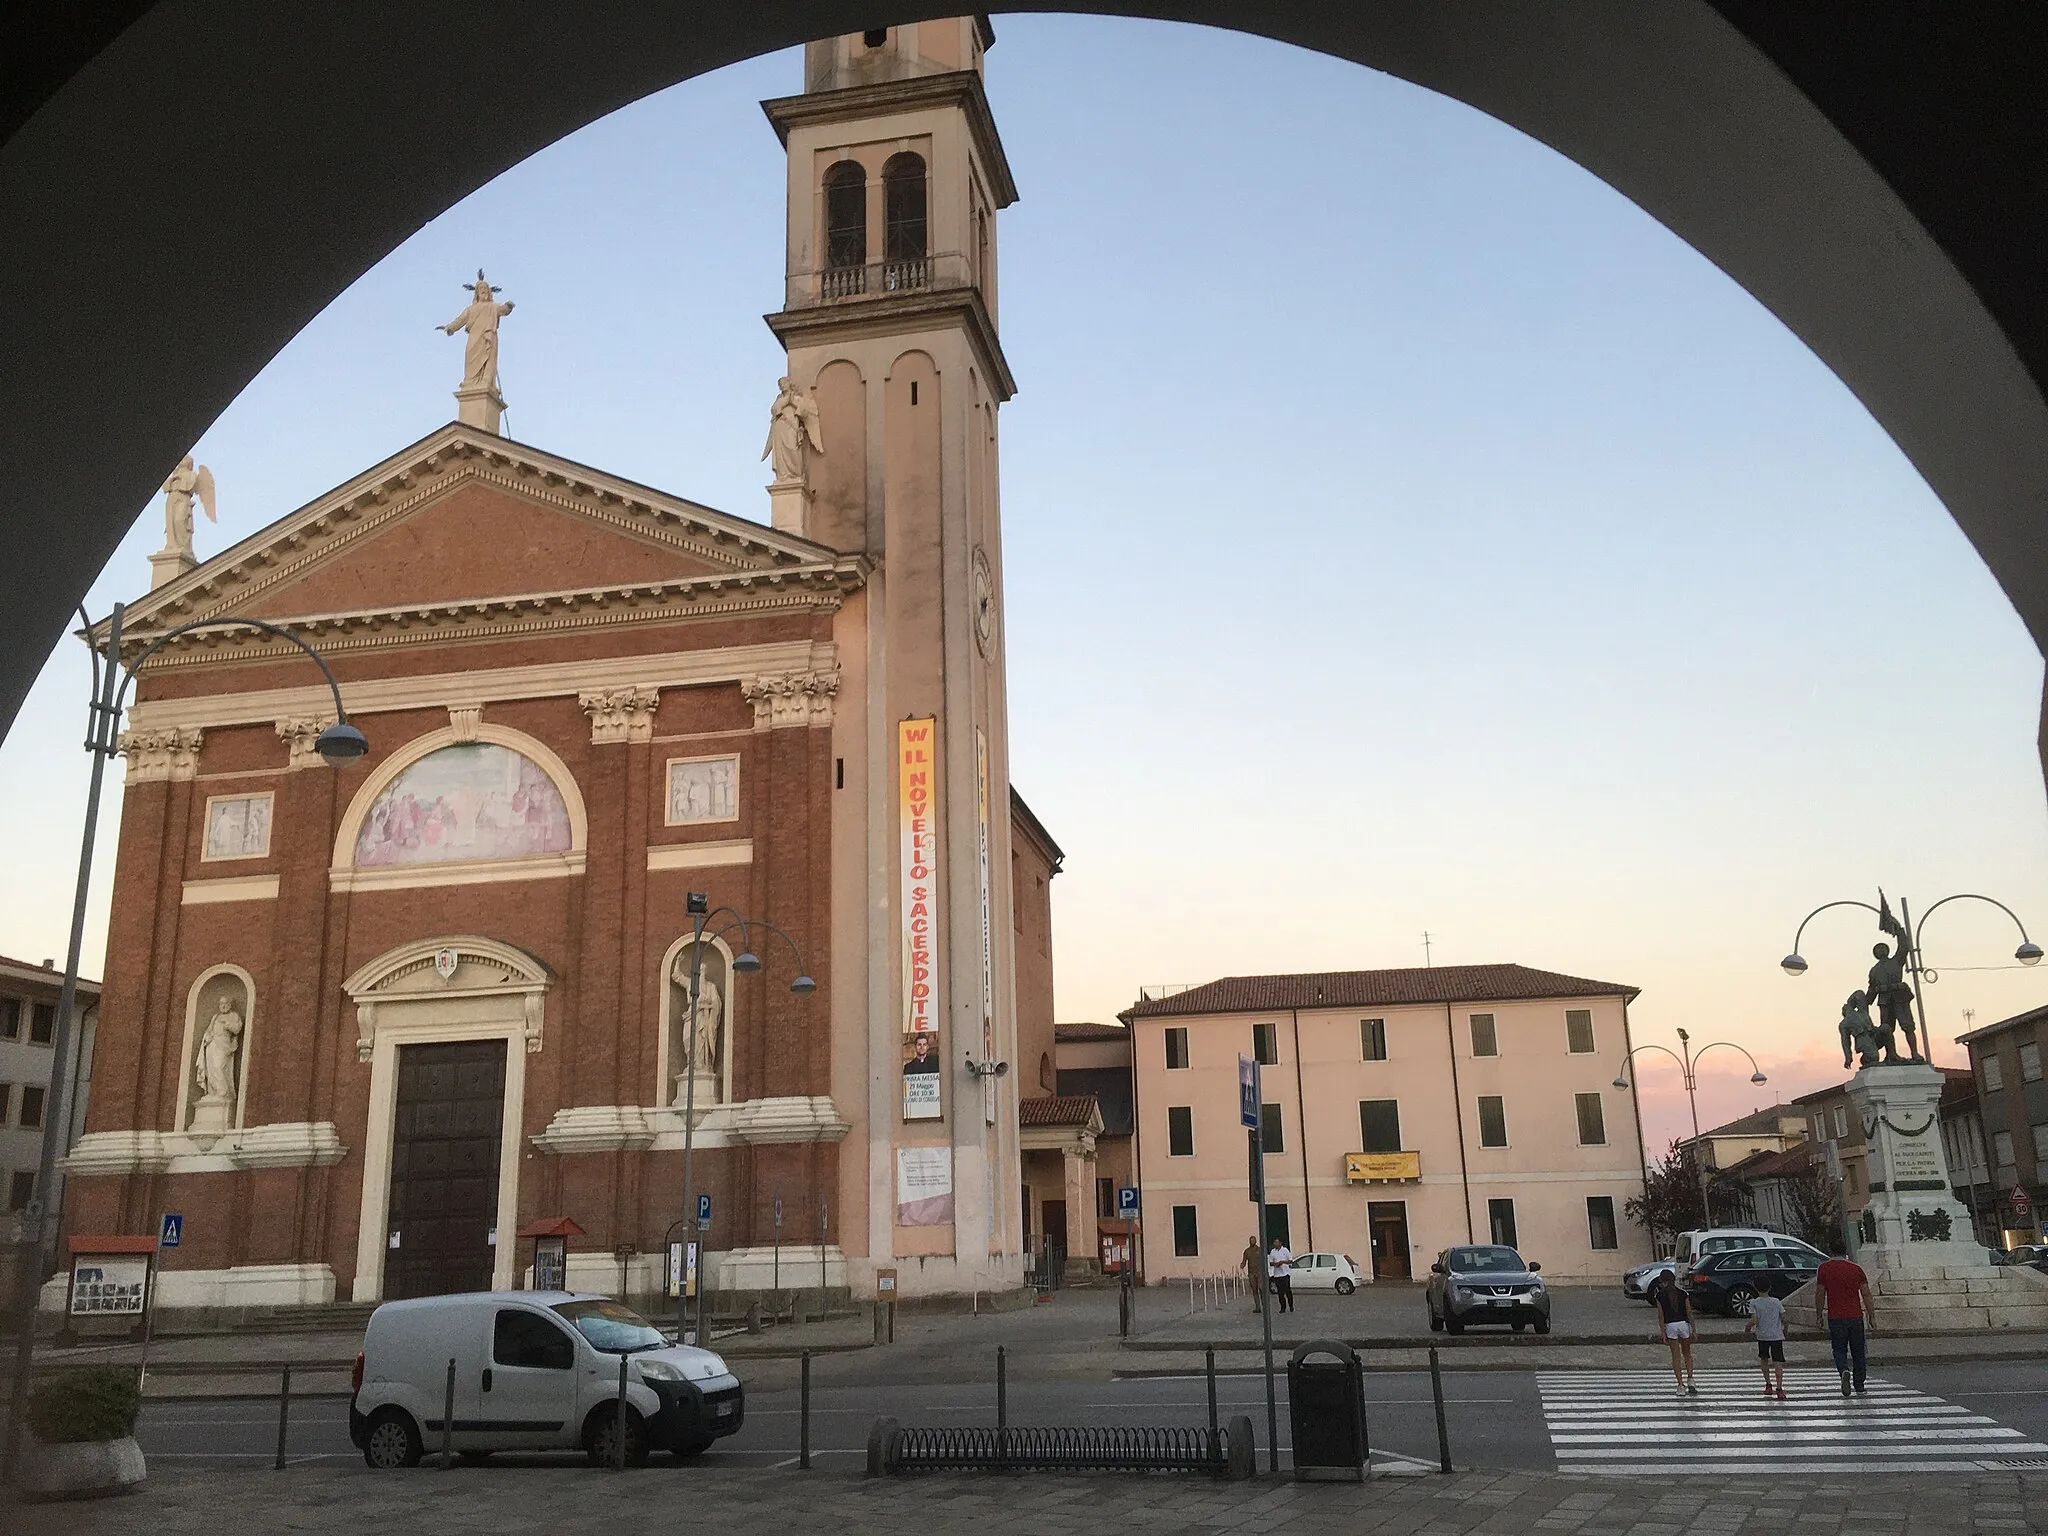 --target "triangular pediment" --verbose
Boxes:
[109,423,861,654]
